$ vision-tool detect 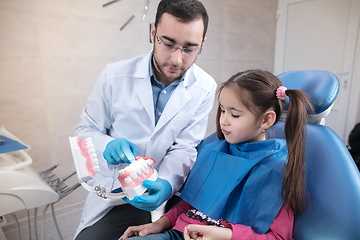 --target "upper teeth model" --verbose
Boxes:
[118,156,158,200]
[69,137,100,183]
